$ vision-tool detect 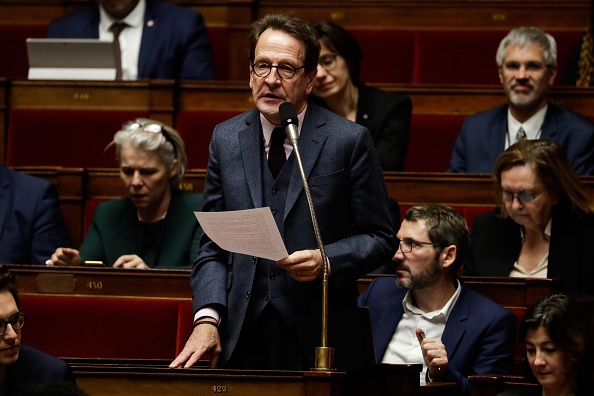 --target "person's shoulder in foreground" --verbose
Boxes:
[0,166,71,264]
